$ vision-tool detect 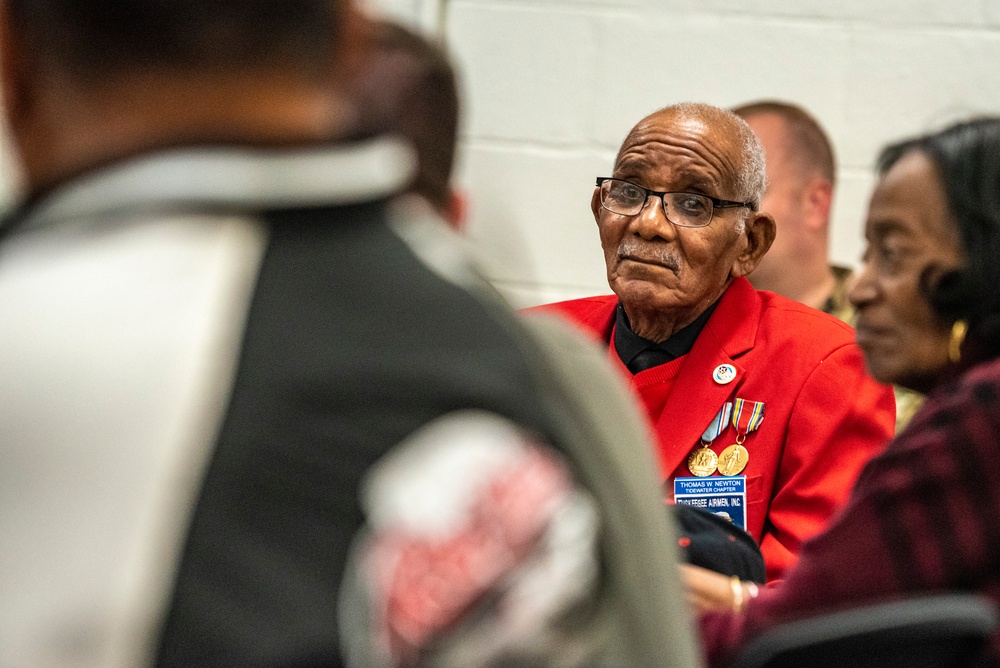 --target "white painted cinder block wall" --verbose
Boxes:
[3,1,999,309]
[375,0,1000,307]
